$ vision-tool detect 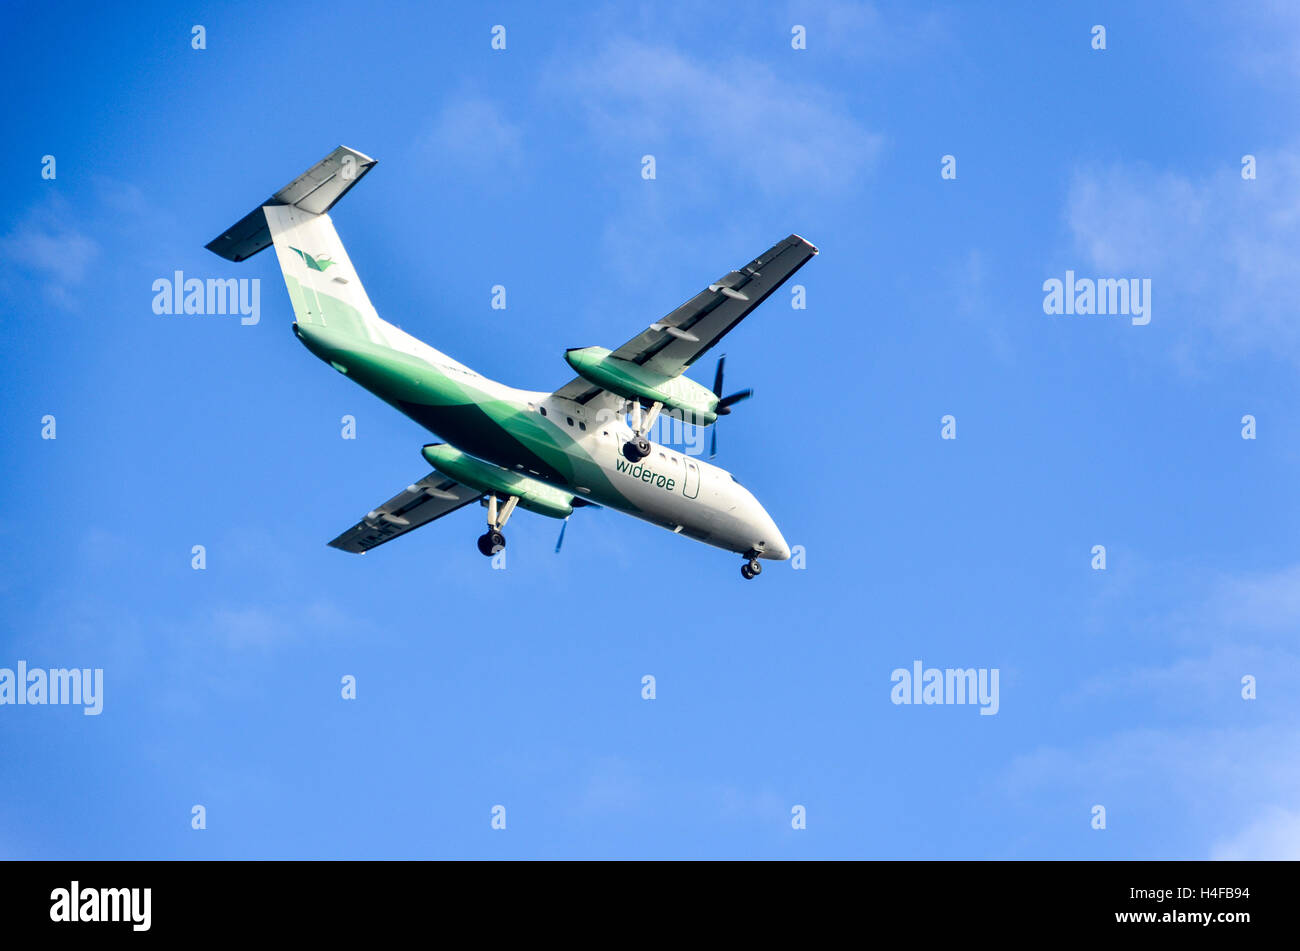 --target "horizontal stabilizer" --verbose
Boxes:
[205,145,376,262]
